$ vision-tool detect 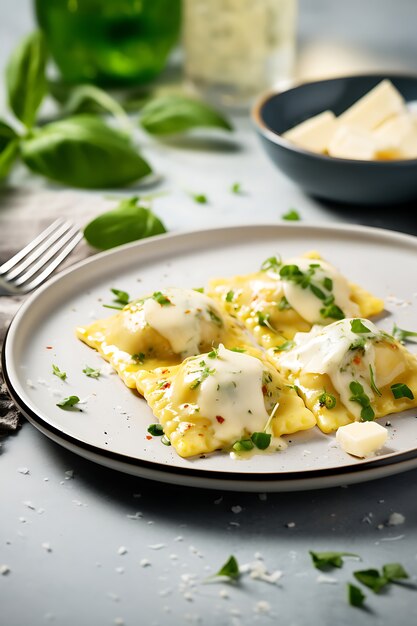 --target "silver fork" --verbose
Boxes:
[0,219,82,295]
